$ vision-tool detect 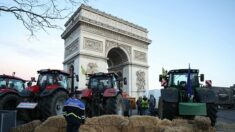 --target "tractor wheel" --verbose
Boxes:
[41,91,68,119]
[207,103,217,126]
[0,94,20,110]
[105,94,124,115]
[81,99,92,117]
[158,97,177,120]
